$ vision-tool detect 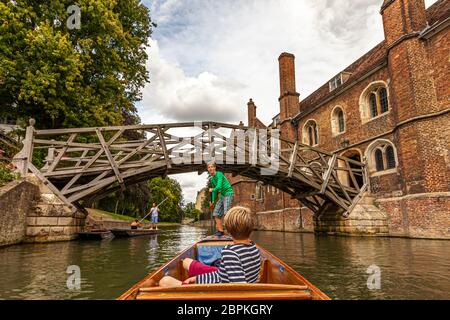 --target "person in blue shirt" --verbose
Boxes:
[150,202,159,230]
